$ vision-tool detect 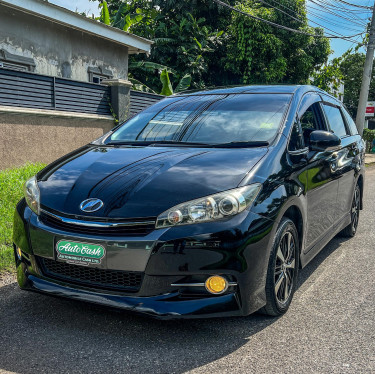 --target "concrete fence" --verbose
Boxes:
[0,106,114,170]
